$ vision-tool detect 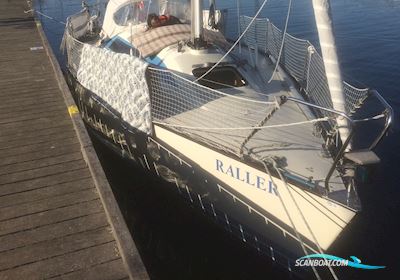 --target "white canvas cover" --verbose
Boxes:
[77,44,152,134]
[102,0,191,39]
[103,0,149,38]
